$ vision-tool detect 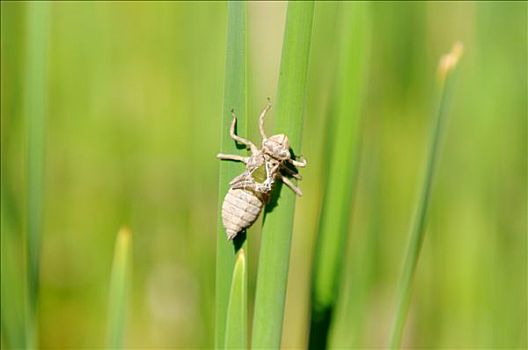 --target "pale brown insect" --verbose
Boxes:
[217,100,306,240]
